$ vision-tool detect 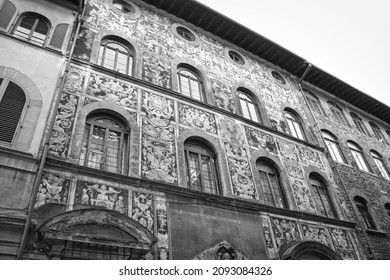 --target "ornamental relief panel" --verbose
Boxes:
[245,126,277,154]
[261,216,278,260]
[270,217,301,249]
[74,181,129,215]
[86,73,138,109]
[34,174,71,210]
[156,197,169,260]
[220,117,245,145]
[178,103,217,134]
[224,142,257,200]
[49,93,79,159]
[63,67,86,94]
[296,145,325,172]
[328,227,357,260]
[301,223,331,247]
[132,191,154,233]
